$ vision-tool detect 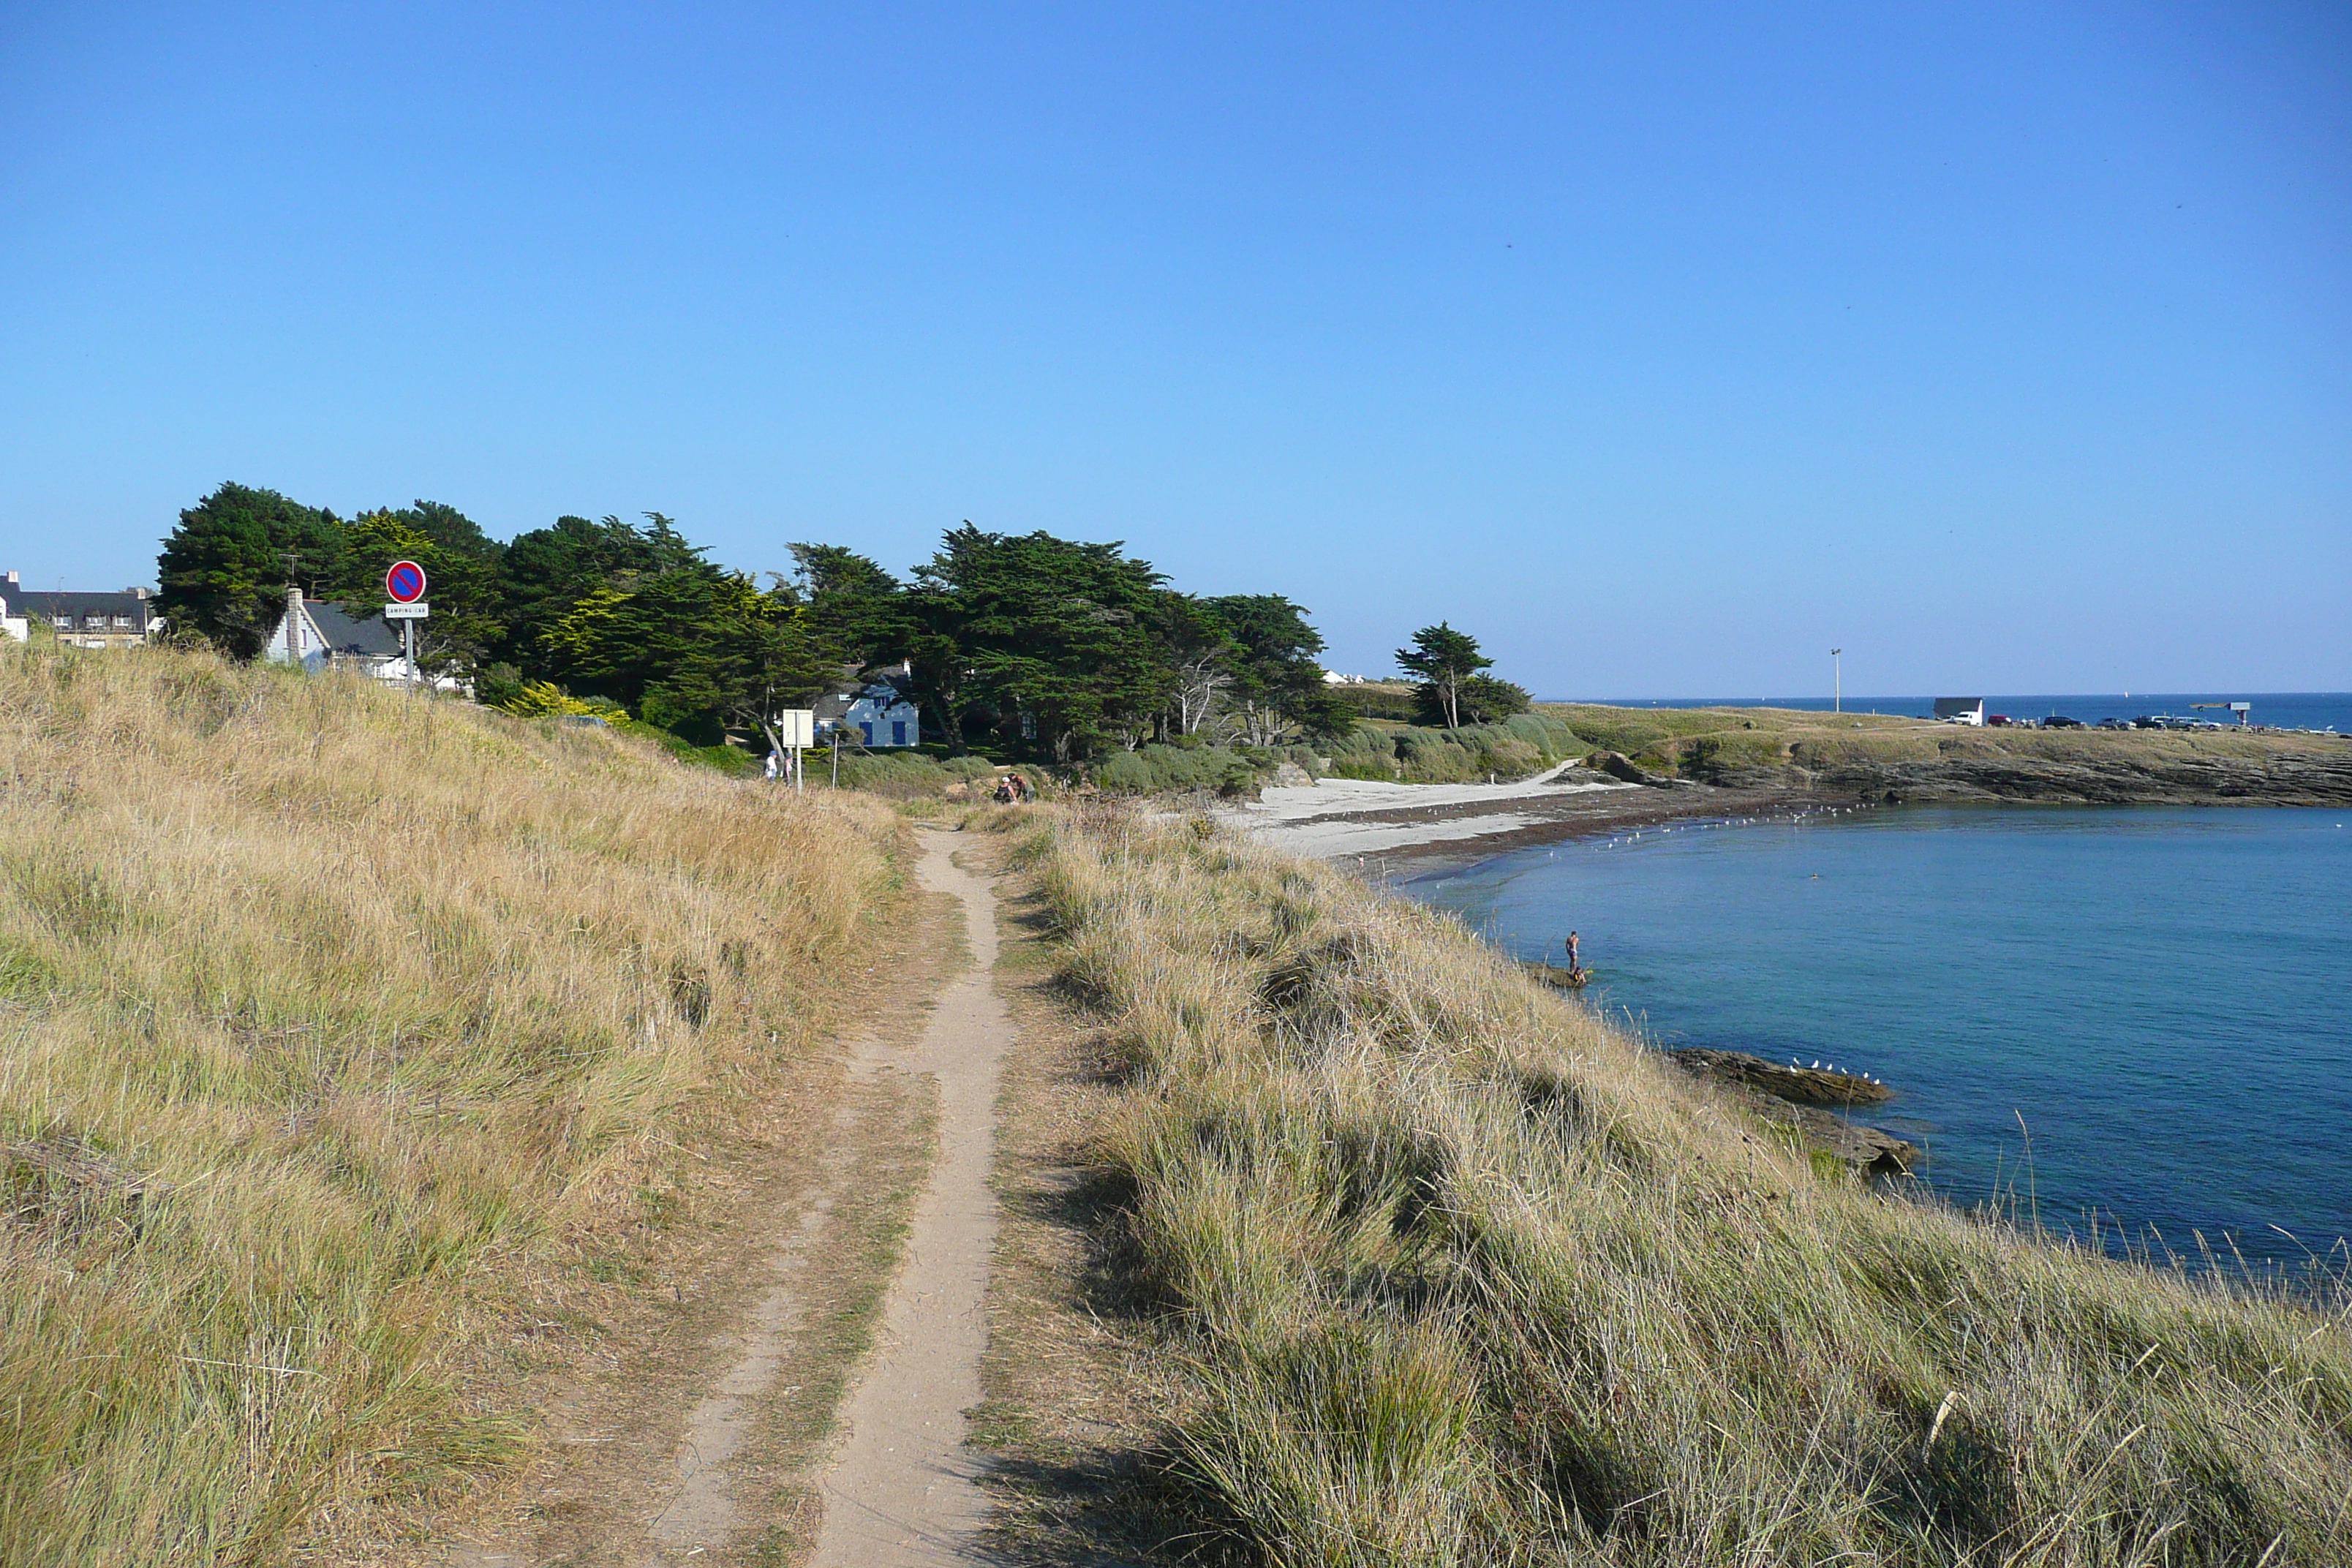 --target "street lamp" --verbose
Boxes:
[1831,649,1843,715]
